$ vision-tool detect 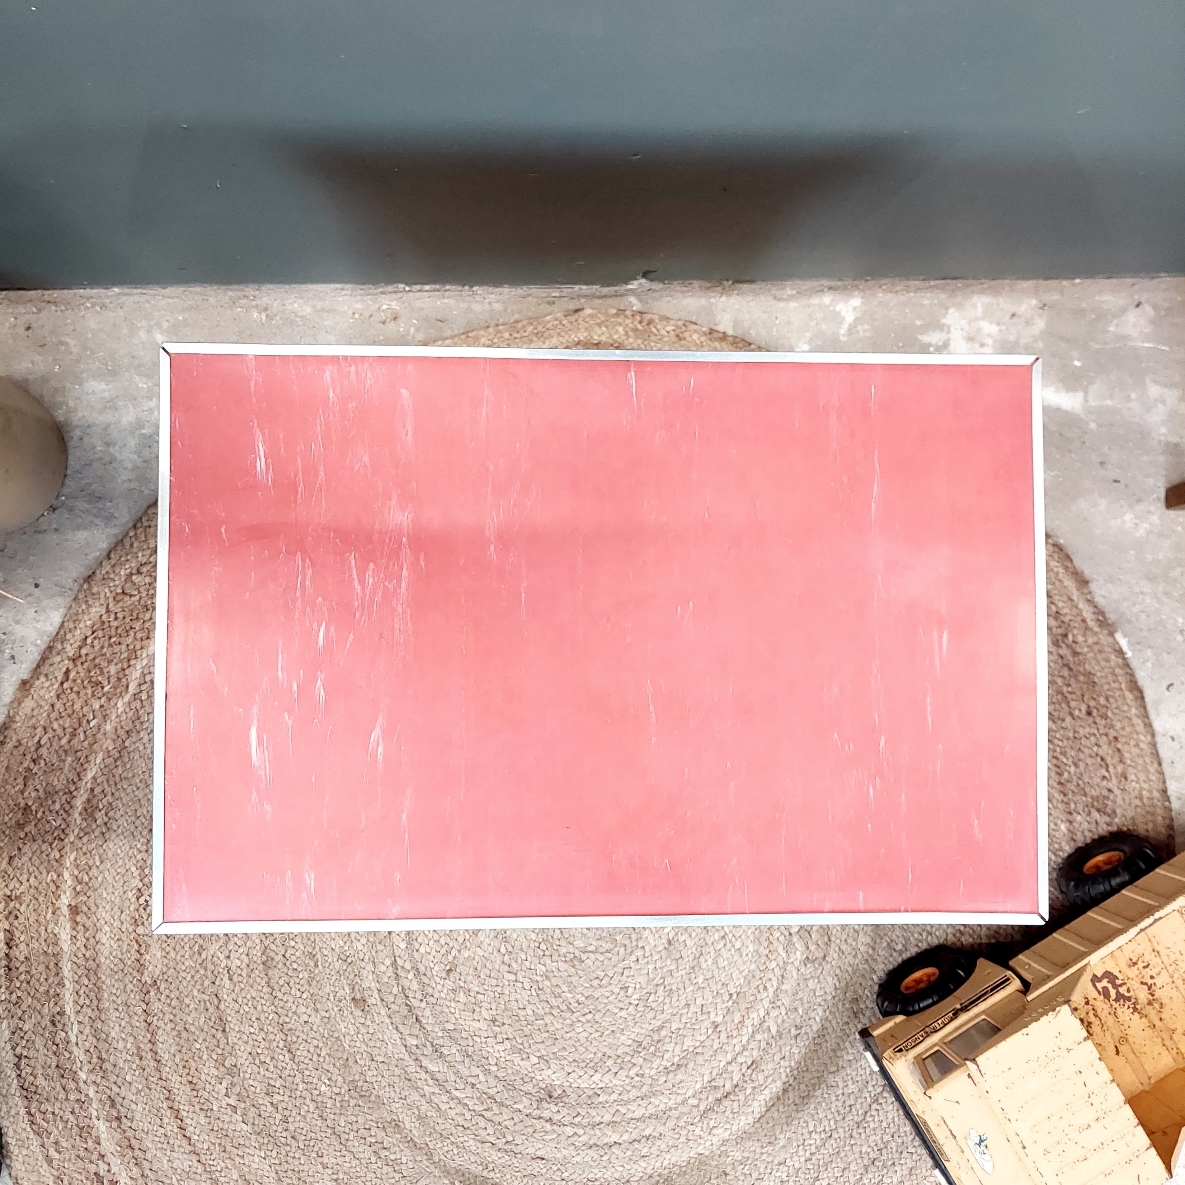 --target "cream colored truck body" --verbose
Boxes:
[863,852,1185,1185]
